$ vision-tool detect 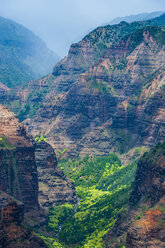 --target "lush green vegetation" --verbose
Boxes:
[38,235,64,248]
[43,154,137,247]
[35,135,47,143]
[48,204,74,233]
[0,135,15,149]
[18,103,40,121]
[60,154,121,188]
